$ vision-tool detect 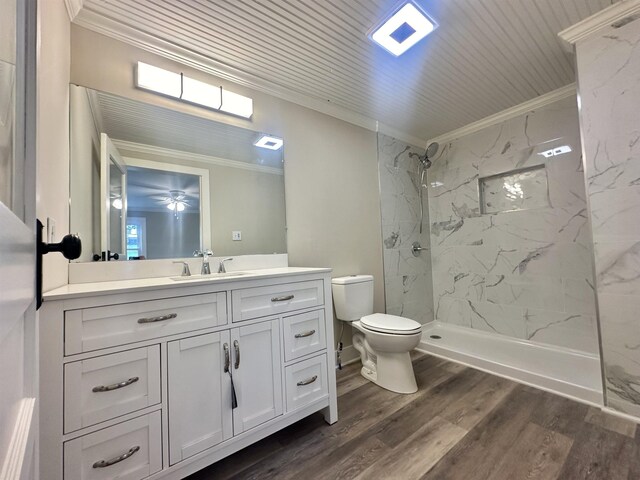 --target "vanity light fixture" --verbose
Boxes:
[538,145,572,158]
[254,135,284,150]
[370,1,437,56]
[135,62,252,118]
